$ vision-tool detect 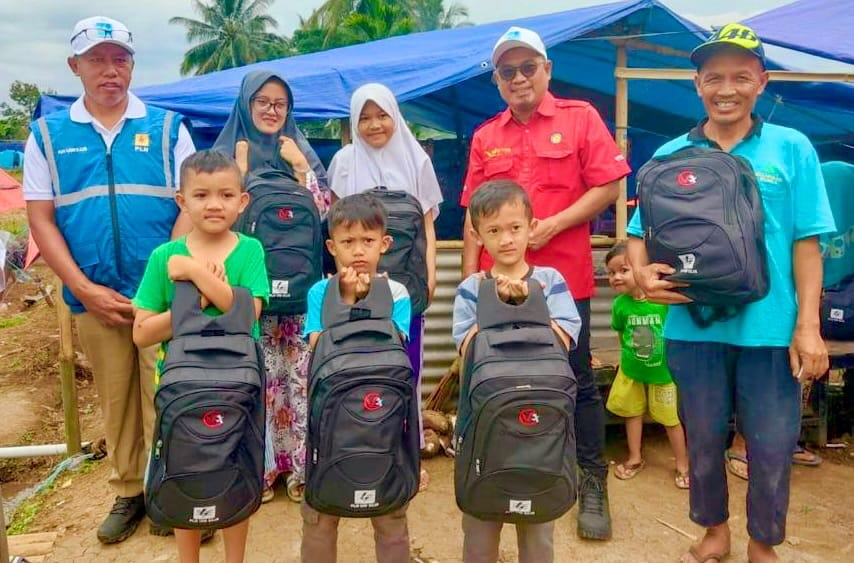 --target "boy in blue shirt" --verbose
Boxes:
[301,192,411,563]
[626,24,835,563]
[454,180,580,563]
